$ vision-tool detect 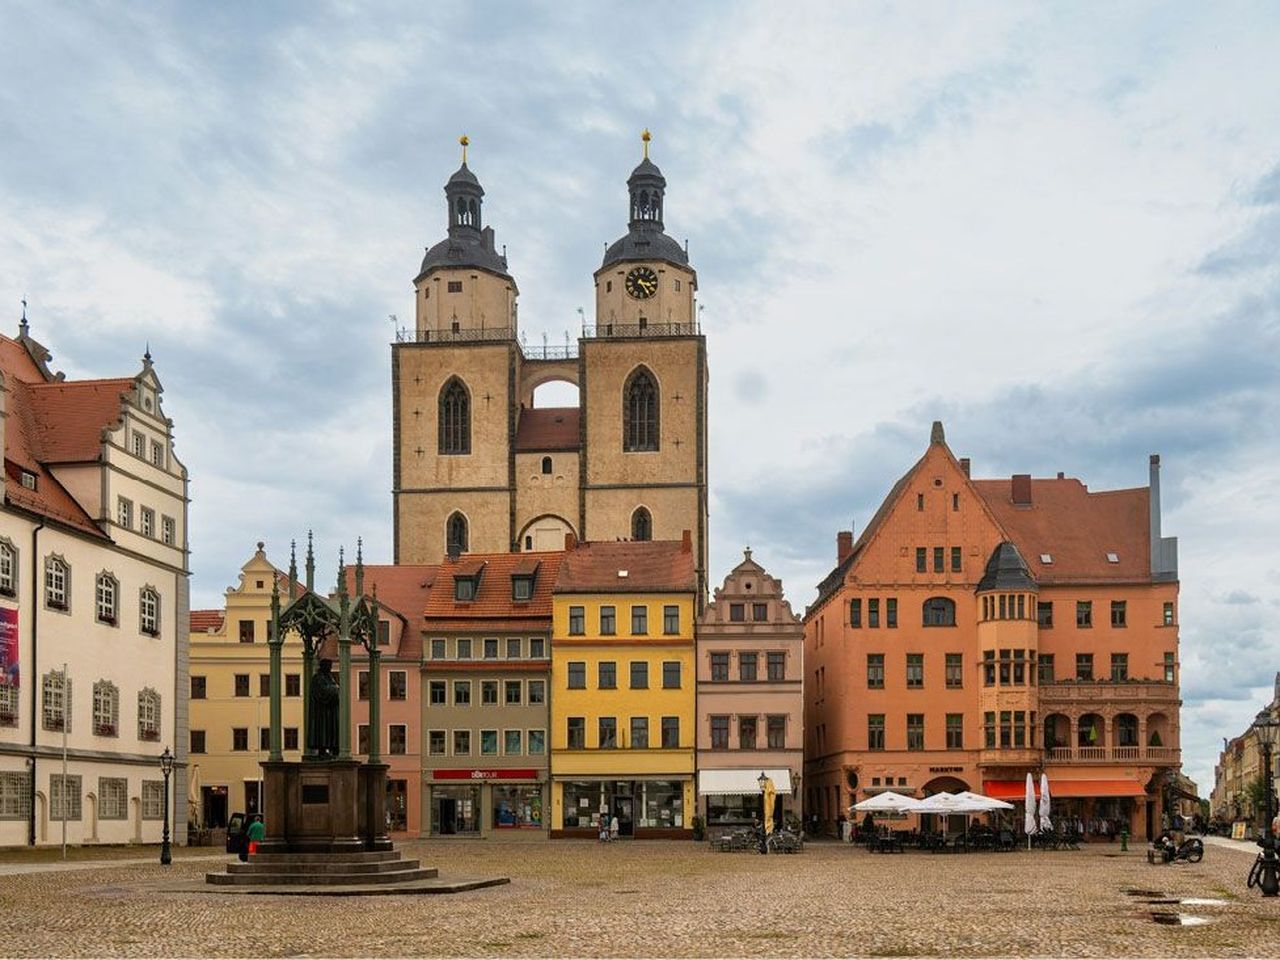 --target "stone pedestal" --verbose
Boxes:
[259,760,389,854]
